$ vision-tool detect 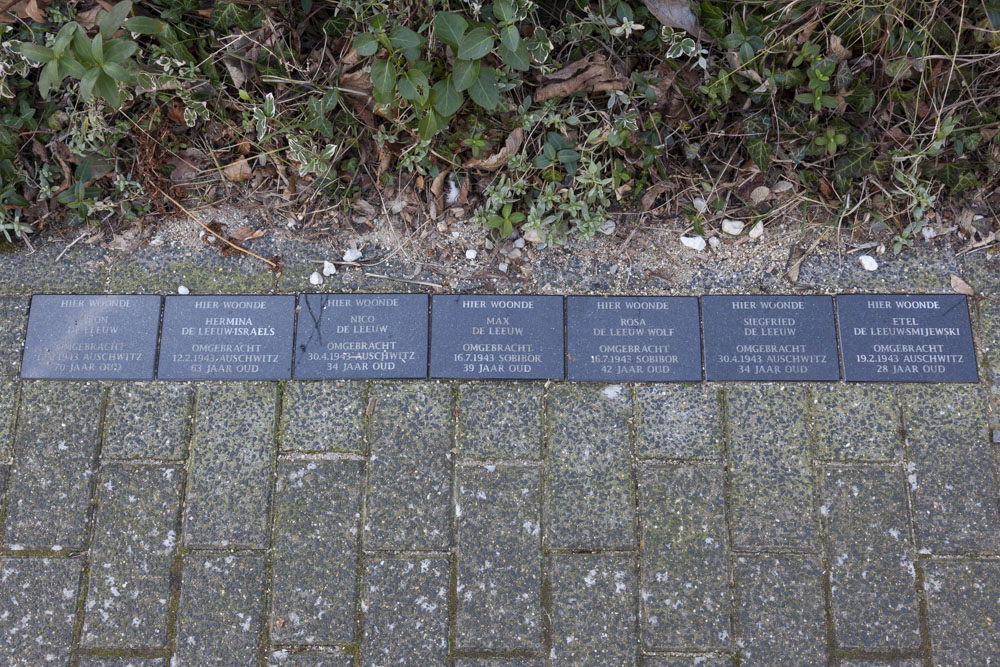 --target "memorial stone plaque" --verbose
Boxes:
[21,294,161,379]
[566,296,702,381]
[837,294,977,382]
[430,295,564,379]
[702,295,840,381]
[294,293,428,379]
[157,295,294,380]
